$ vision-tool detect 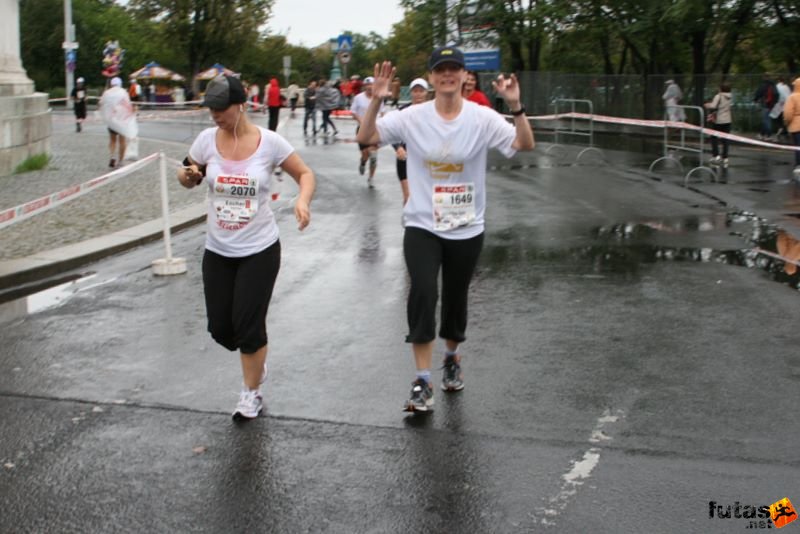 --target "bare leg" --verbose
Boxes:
[118,136,127,162]
[240,345,268,390]
[412,341,434,372]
